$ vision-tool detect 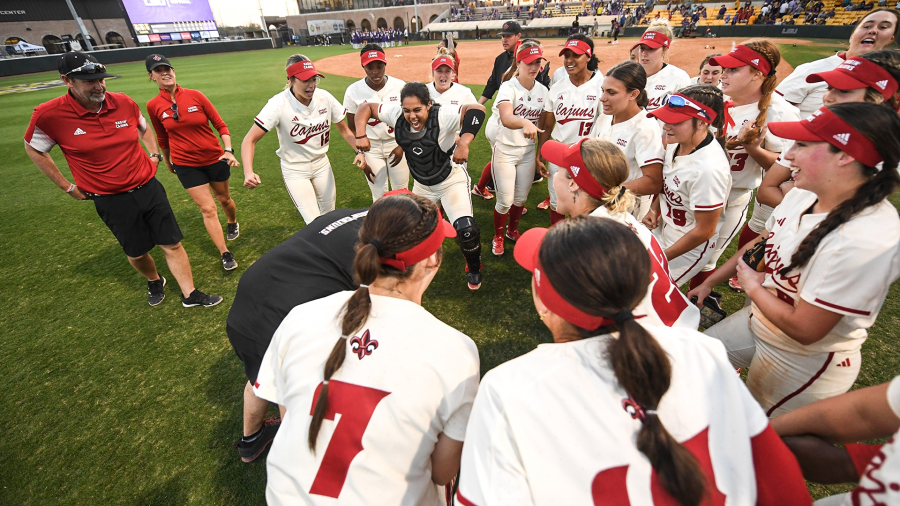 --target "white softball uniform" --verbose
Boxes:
[657,136,732,286]
[549,66,568,88]
[775,53,845,118]
[690,76,724,89]
[427,81,478,108]
[703,95,800,272]
[591,206,700,329]
[591,110,666,218]
[544,73,603,211]
[645,64,692,112]
[458,325,770,506]
[705,188,900,416]
[488,77,548,213]
[254,88,346,222]
[256,291,480,506]
[378,103,474,223]
[343,76,410,200]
